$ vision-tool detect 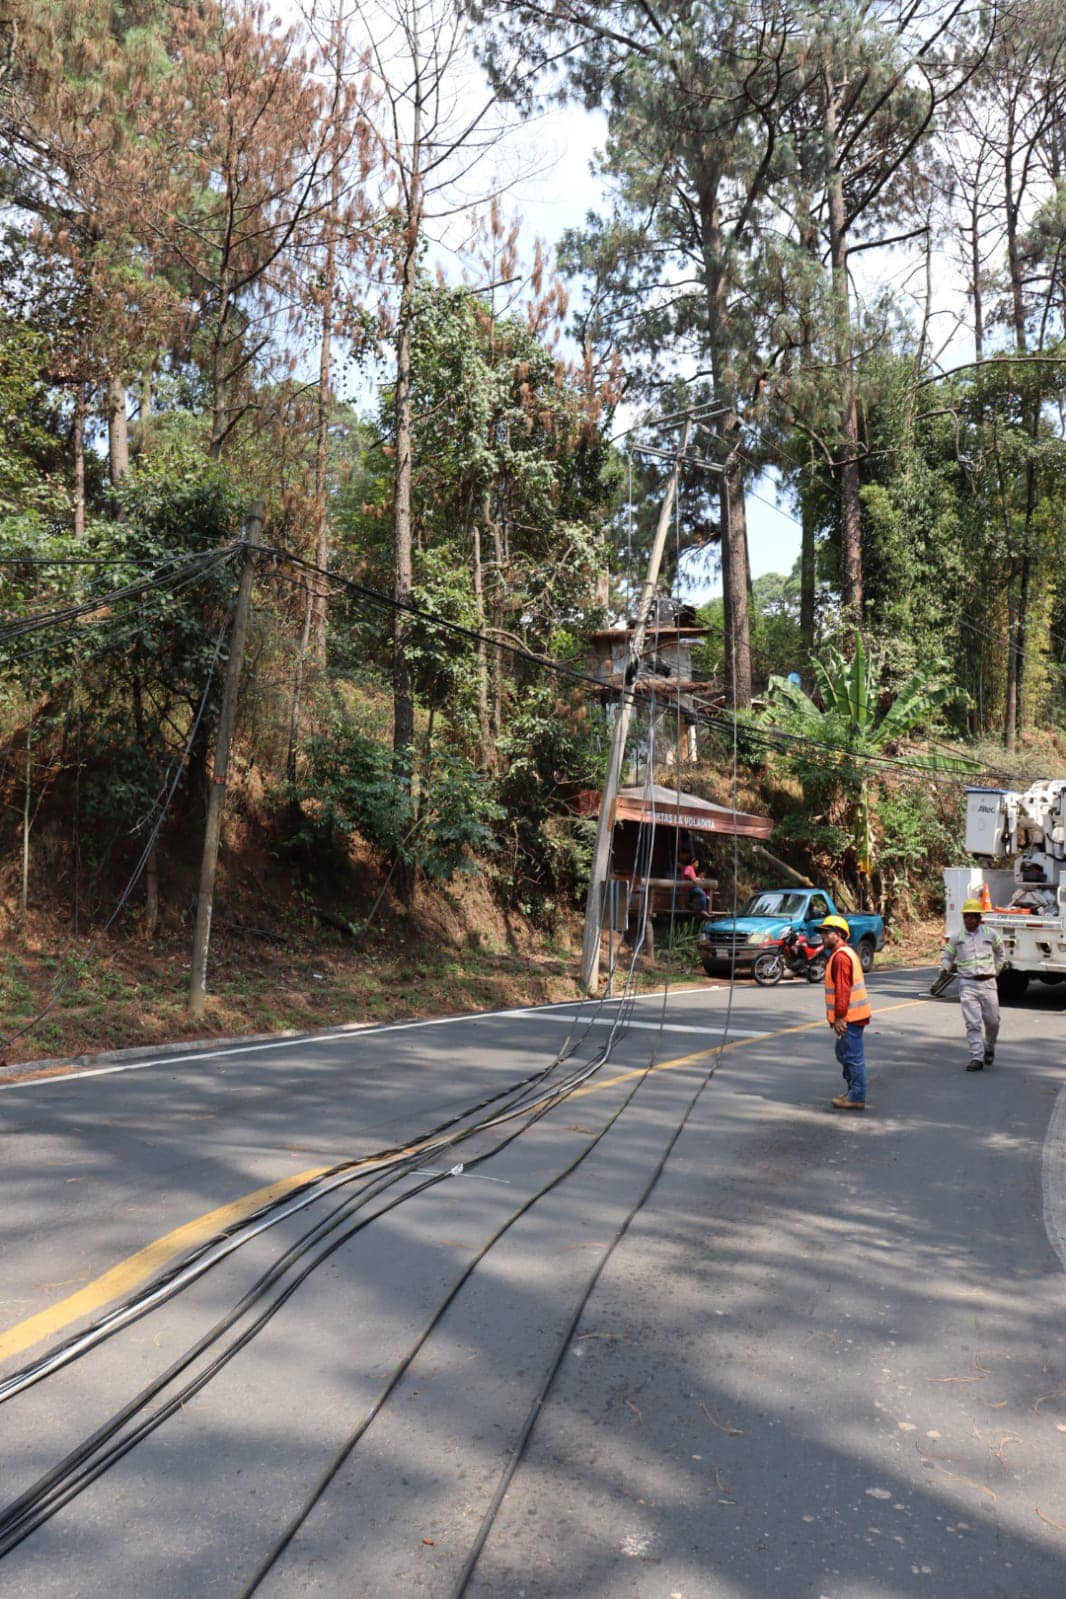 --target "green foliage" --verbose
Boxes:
[495,678,607,919]
[0,319,70,532]
[694,569,805,685]
[415,744,504,879]
[407,547,482,734]
[299,720,408,856]
[877,787,958,891]
[0,449,242,879]
[761,631,973,894]
[294,712,501,883]
[333,282,618,687]
[77,725,161,849]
